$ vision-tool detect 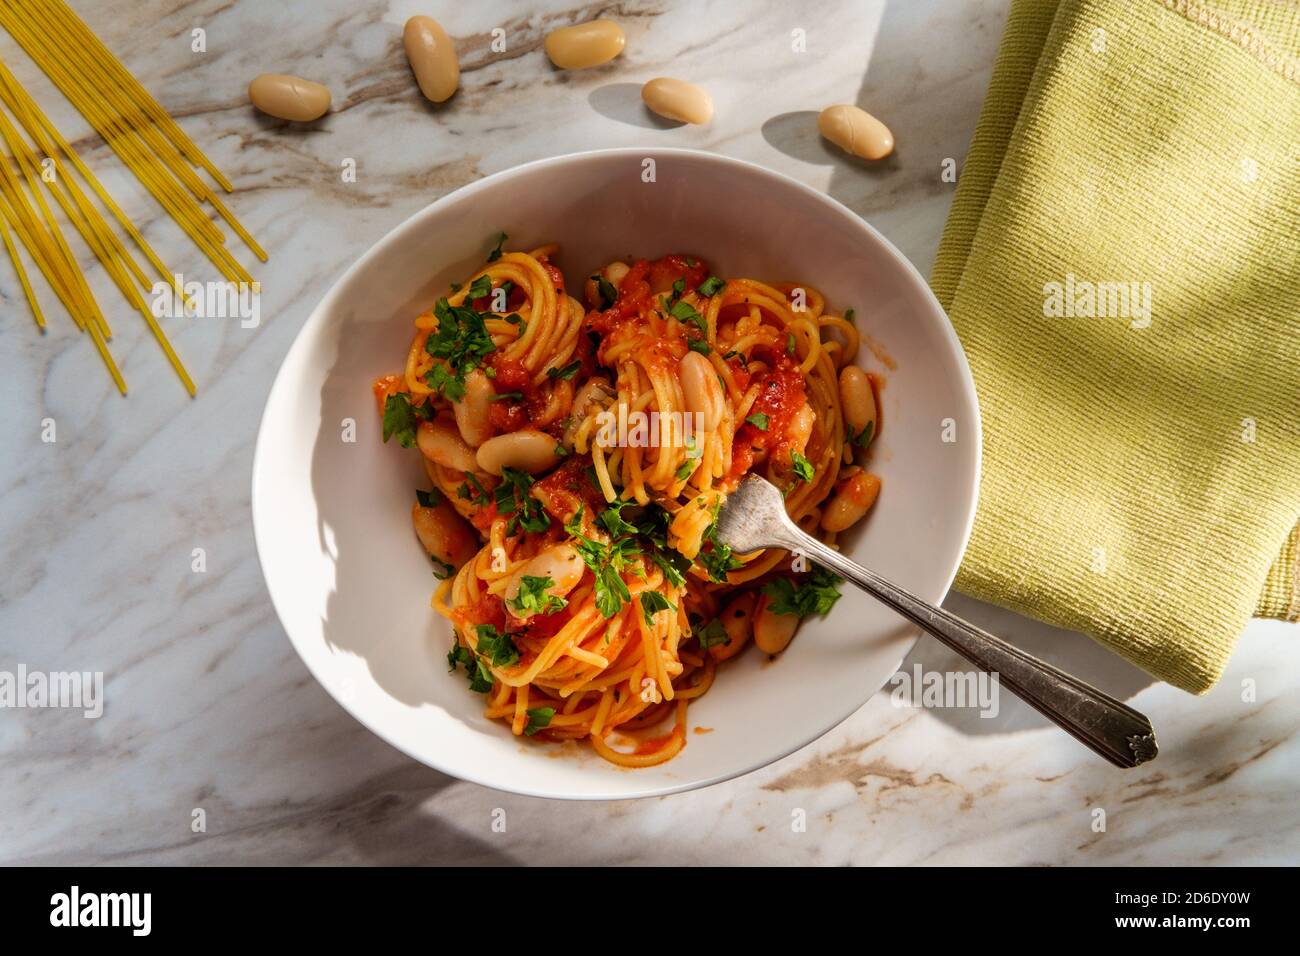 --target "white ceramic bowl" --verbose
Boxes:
[252,148,980,800]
